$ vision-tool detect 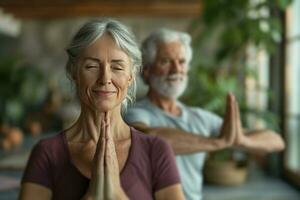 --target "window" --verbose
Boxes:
[284,0,300,186]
